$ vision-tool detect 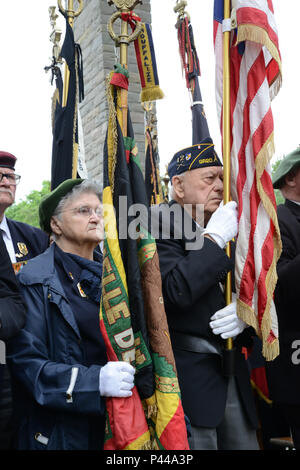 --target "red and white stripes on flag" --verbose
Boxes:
[214,0,282,360]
